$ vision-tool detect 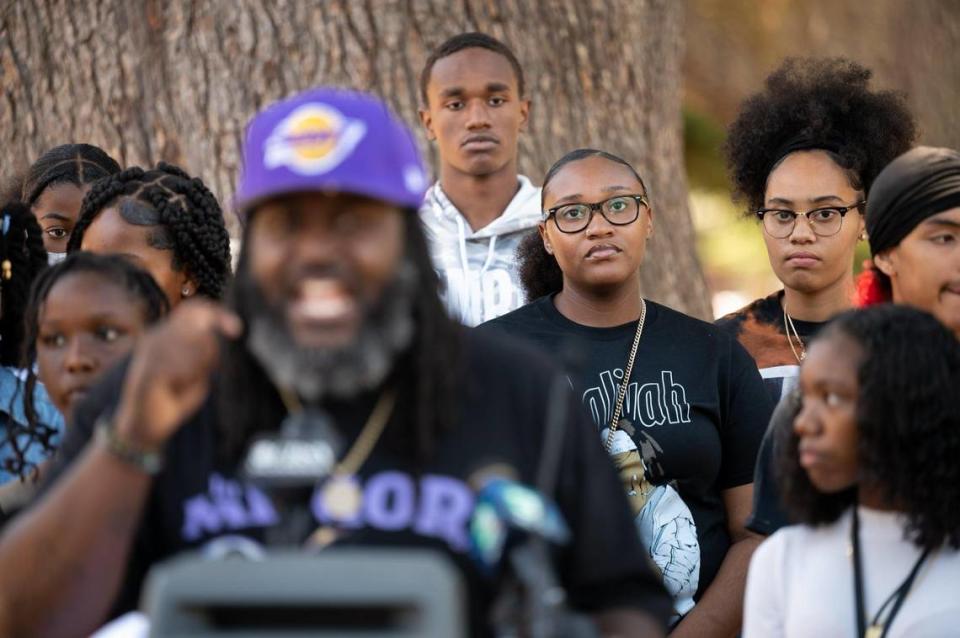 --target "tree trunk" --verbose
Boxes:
[0,0,711,318]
